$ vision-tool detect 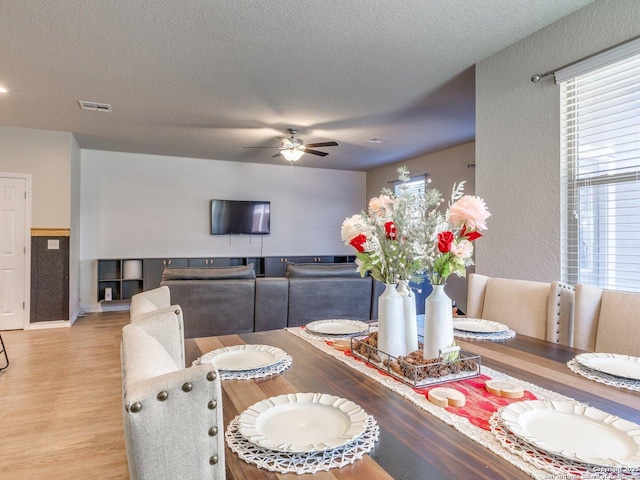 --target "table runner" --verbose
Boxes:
[286,327,634,479]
